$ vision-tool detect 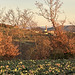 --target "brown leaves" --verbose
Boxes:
[0,32,20,60]
[50,28,75,54]
[30,36,51,60]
